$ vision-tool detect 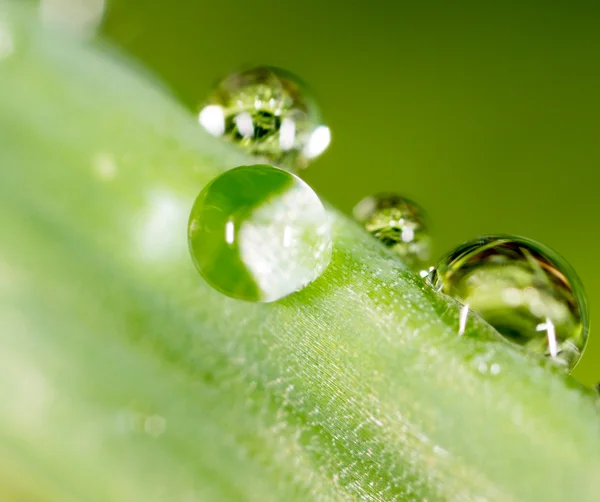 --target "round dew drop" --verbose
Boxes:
[198,66,330,170]
[427,236,589,371]
[188,165,332,302]
[353,193,431,272]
